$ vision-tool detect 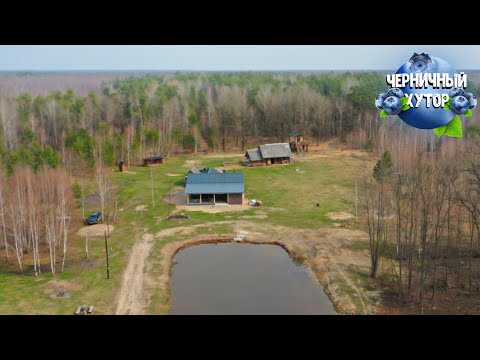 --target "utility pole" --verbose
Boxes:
[106,211,110,237]
[104,231,110,279]
[355,179,358,222]
[150,167,155,207]
[85,233,89,259]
